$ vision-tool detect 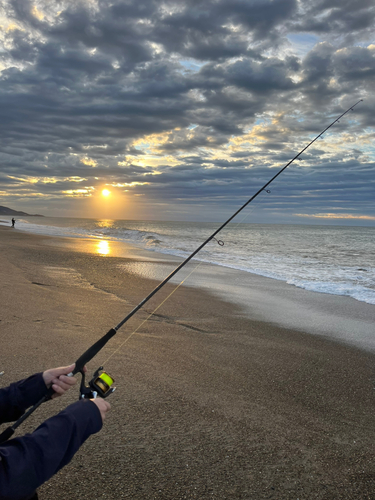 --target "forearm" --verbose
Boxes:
[0,399,102,499]
[0,374,47,424]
